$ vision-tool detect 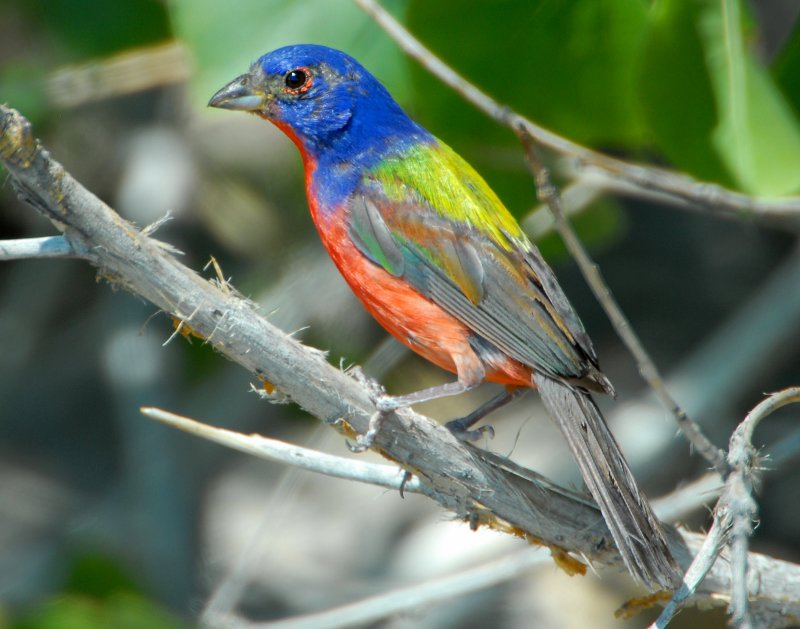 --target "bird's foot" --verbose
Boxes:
[347,405,392,452]
[445,417,495,442]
